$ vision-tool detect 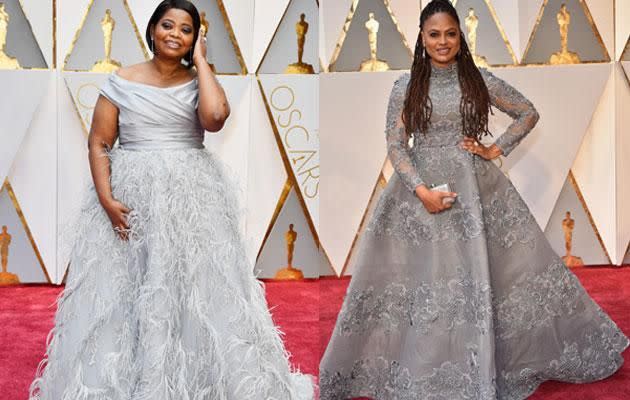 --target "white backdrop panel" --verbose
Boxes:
[259,74,319,230]
[57,72,91,283]
[517,0,544,61]
[205,76,252,198]
[321,0,352,67]
[616,0,630,59]
[21,0,54,68]
[223,0,255,72]
[491,0,521,60]
[252,0,291,70]
[246,85,288,264]
[0,70,50,182]
[584,0,614,60]
[320,71,400,274]
[615,62,630,264]
[8,73,57,281]
[572,66,616,264]
[489,64,610,229]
